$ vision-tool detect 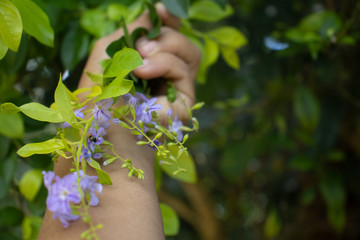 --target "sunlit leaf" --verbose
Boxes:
[103,48,143,78]
[0,111,23,138]
[22,216,42,240]
[0,36,9,59]
[19,169,43,201]
[1,102,64,123]
[156,145,197,183]
[160,203,180,236]
[220,46,240,69]
[0,0,22,51]
[11,0,54,47]
[189,0,233,22]
[208,26,248,49]
[17,139,65,157]
[55,77,77,126]
[97,78,133,101]
[88,159,112,185]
